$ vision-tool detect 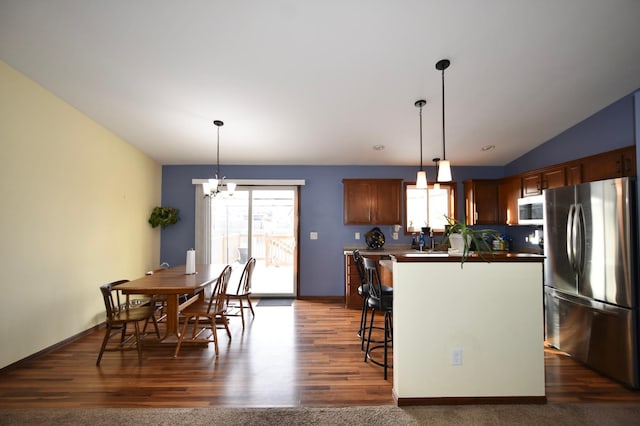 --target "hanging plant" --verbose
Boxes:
[148,206,180,229]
